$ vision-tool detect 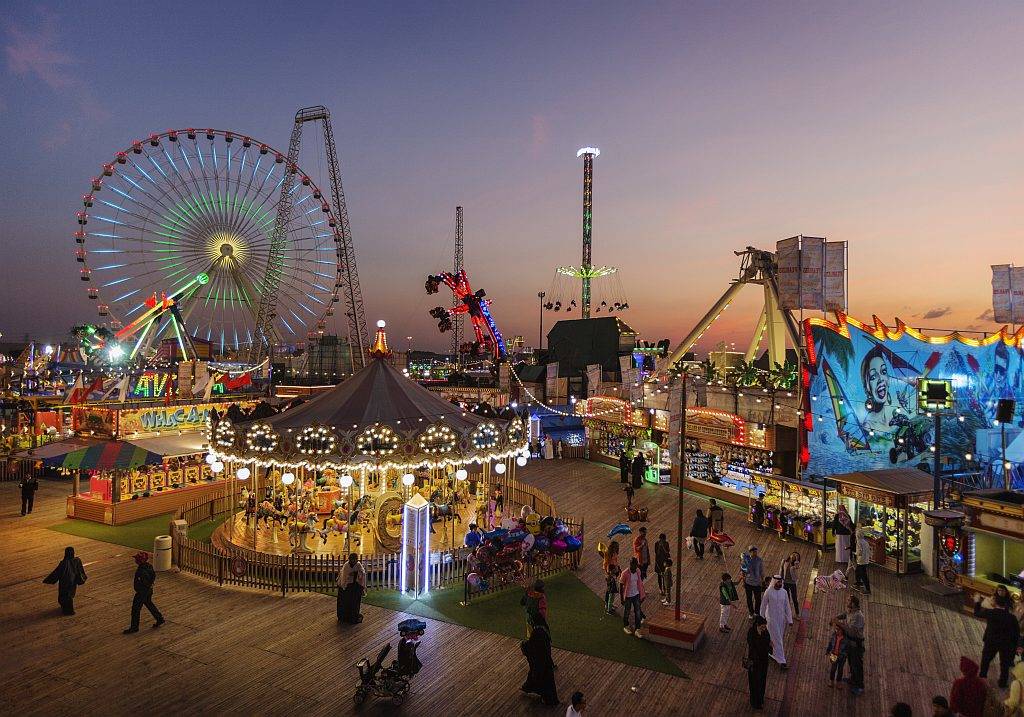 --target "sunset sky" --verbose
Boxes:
[2,2,1023,353]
